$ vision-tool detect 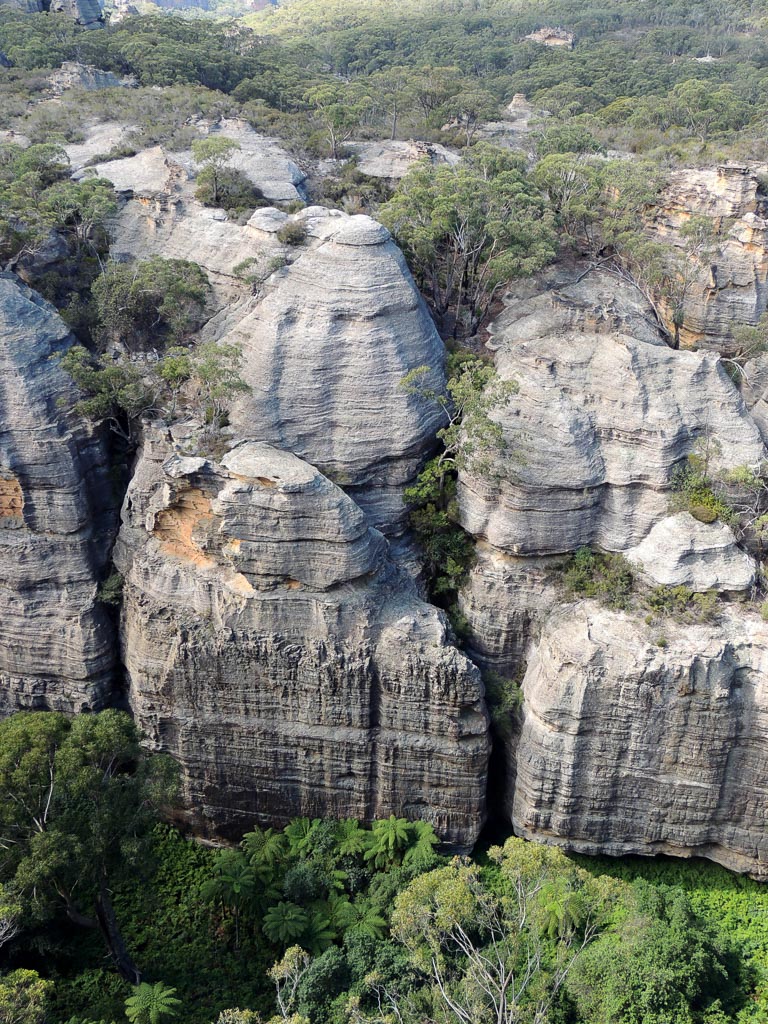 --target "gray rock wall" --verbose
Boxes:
[0,275,116,712]
[114,427,489,846]
[512,602,768,878]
